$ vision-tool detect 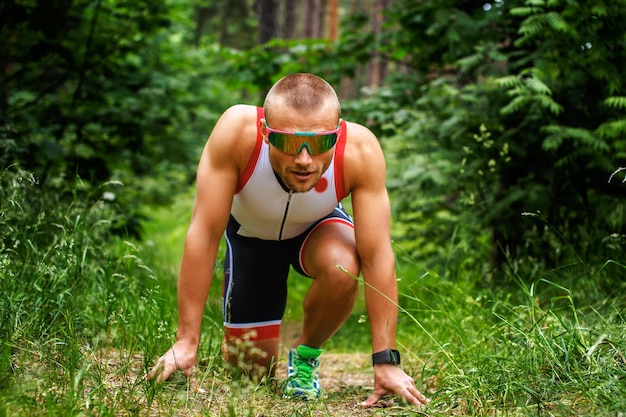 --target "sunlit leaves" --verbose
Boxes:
[498,69,563,115]
[604,96,626,110]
